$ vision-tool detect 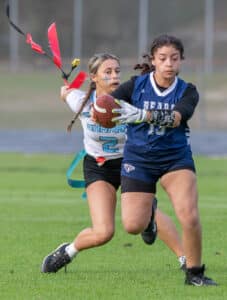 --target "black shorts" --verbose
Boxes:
[83,154,122,190]
[121,176,156,194]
